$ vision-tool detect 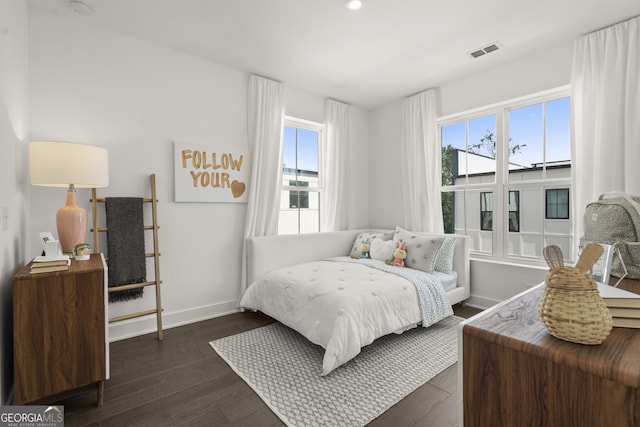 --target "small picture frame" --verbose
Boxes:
[579,240,628,286]
[588,242,615,284]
